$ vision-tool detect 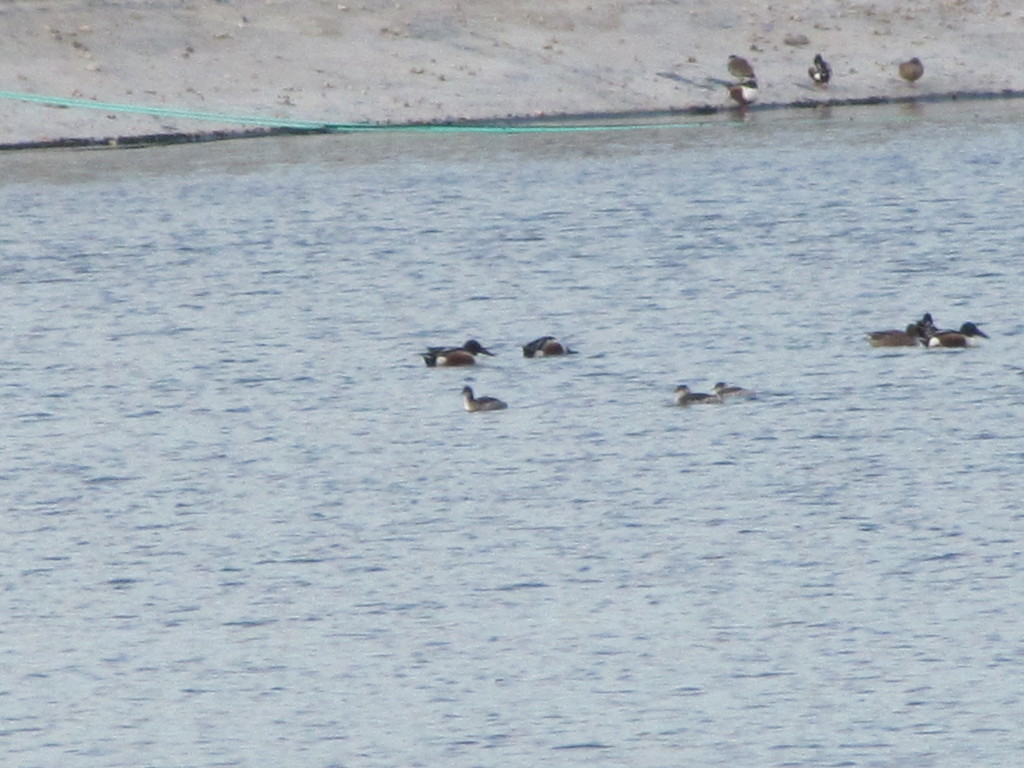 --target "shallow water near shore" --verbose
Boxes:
[3,101,1023,768]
